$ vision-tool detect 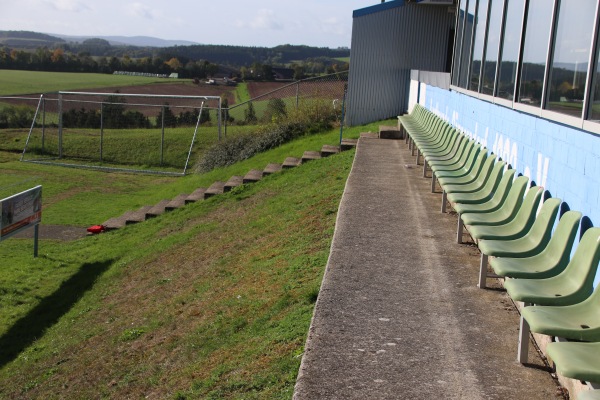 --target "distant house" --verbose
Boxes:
[272,67,295,81]
[169,73,179,79]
